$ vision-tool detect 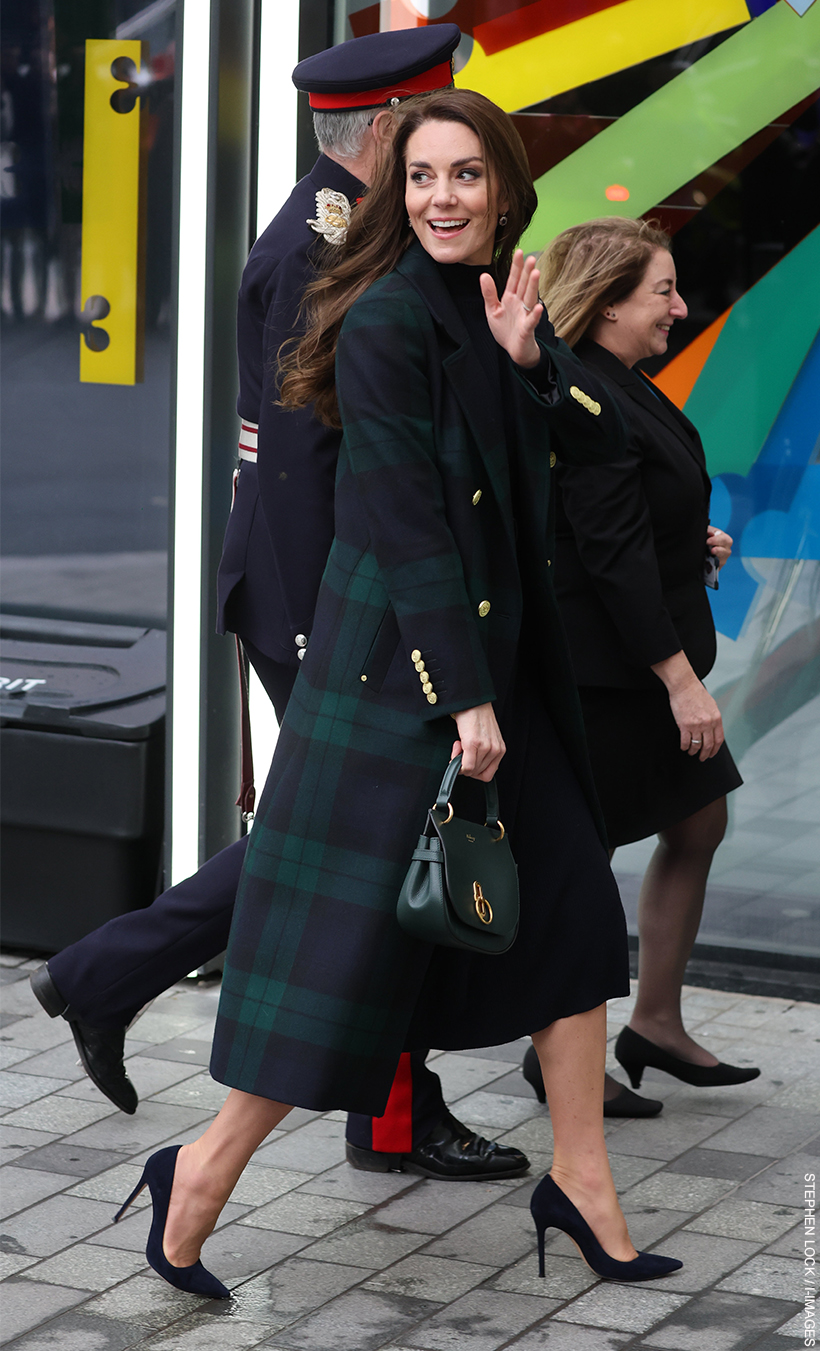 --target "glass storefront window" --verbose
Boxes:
[336,2,820,960]
[1,0,178,631]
